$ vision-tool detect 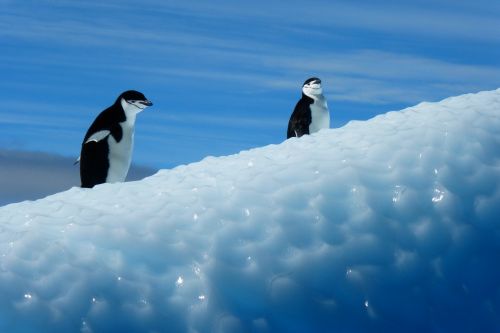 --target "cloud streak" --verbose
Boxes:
[2,1,498,107]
